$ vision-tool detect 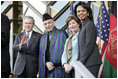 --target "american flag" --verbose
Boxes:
[96,1,110,77]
